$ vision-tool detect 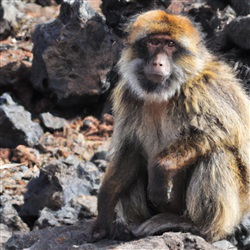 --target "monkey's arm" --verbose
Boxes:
[157,130,212,171]
[148,130,213,212]
[92,138,144,240]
